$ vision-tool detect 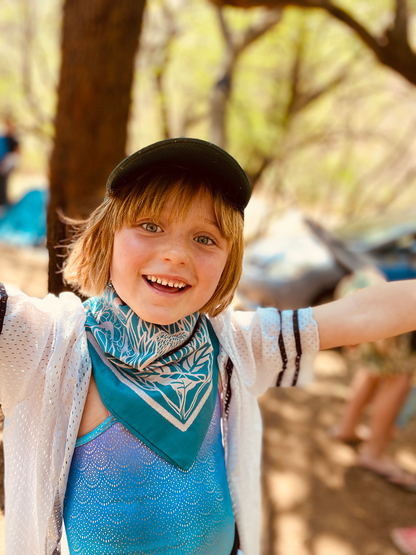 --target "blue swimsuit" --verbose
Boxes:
[63,392,235,554]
